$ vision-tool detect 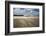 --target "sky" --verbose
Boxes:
[13,8,39,16]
